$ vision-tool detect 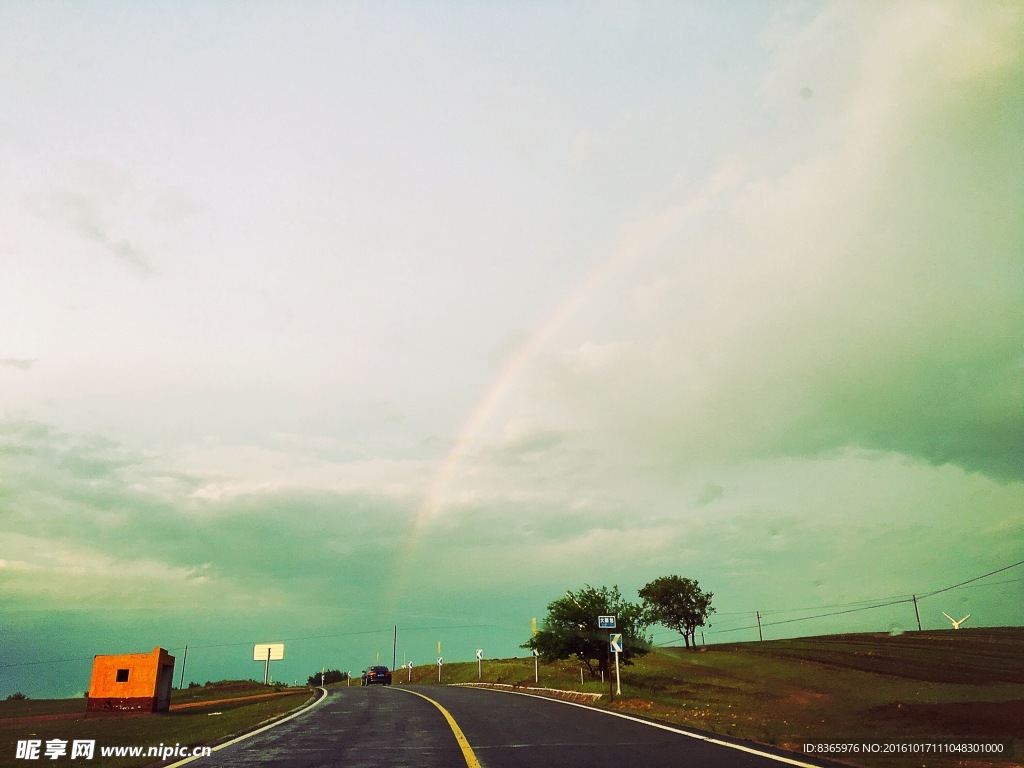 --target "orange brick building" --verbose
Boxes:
[86,647,175,713]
